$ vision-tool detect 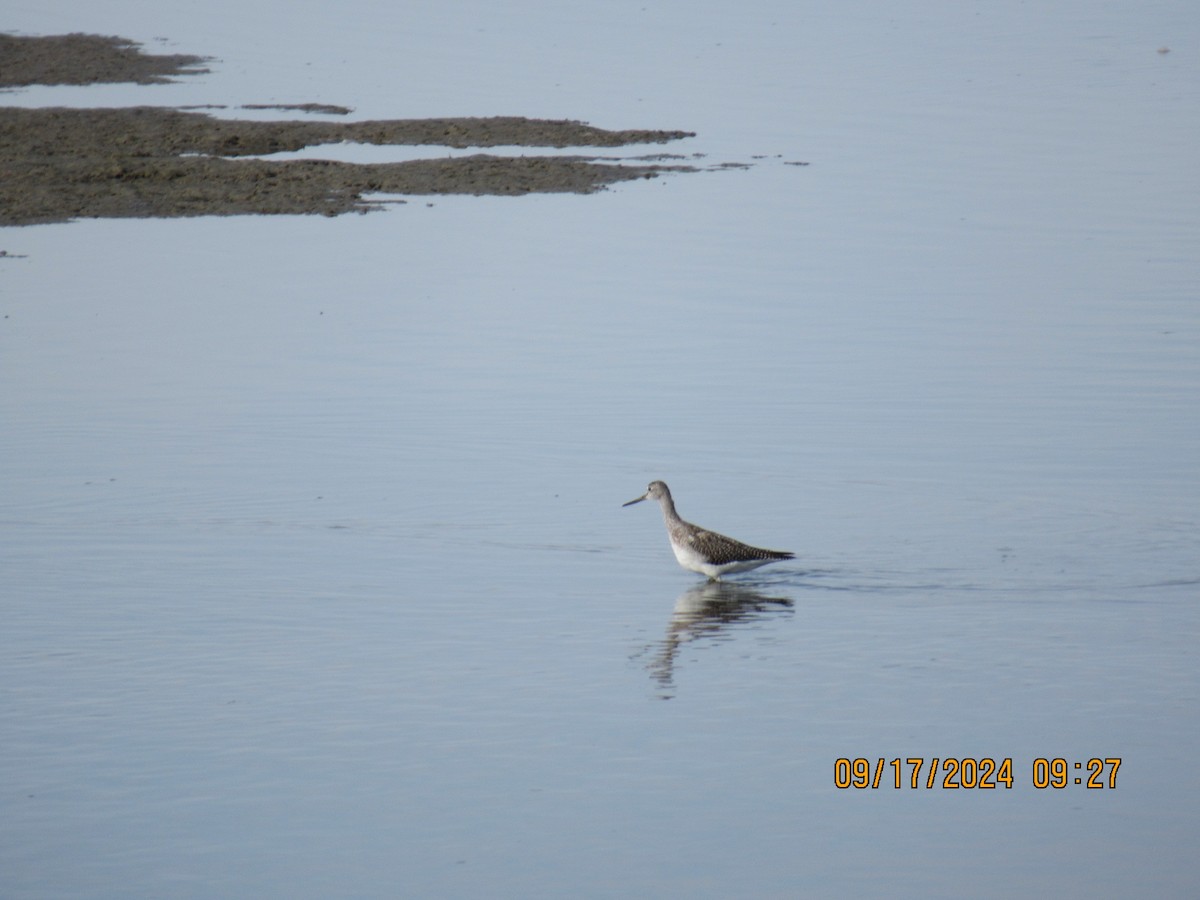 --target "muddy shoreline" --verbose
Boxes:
[0,33,697,225]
